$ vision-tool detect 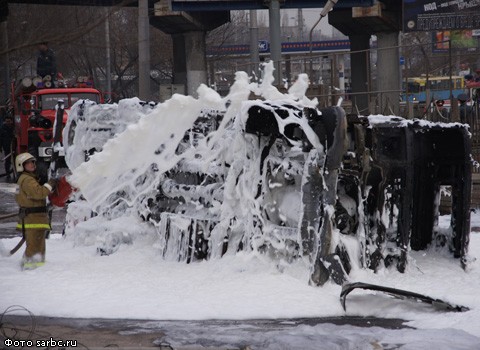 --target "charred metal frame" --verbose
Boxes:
[346,116,472,273]
[148,102,472,286]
